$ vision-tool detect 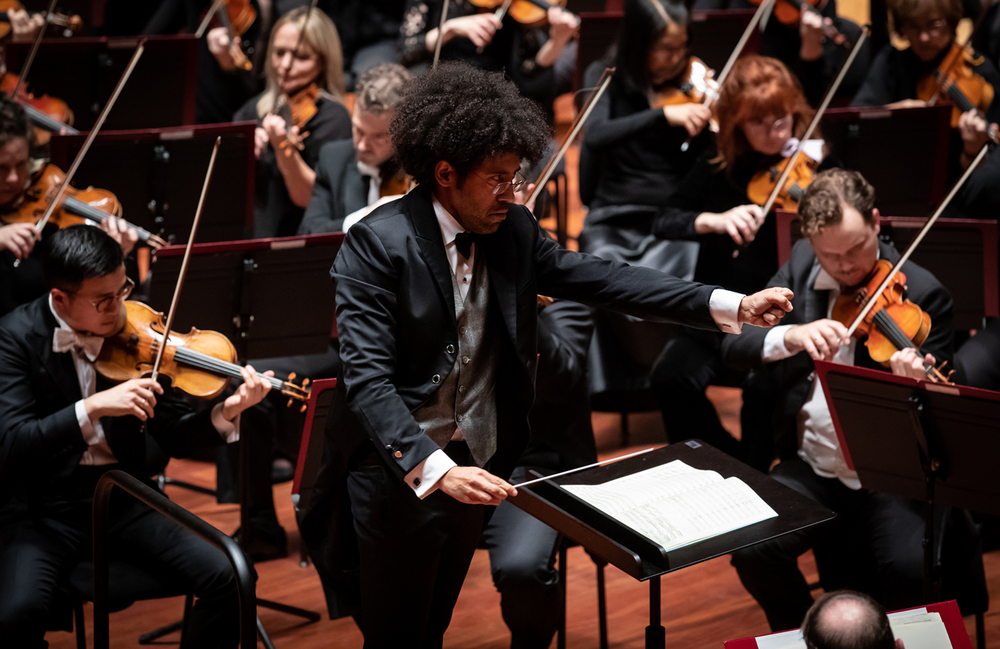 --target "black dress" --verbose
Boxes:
[234,93,352,239]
